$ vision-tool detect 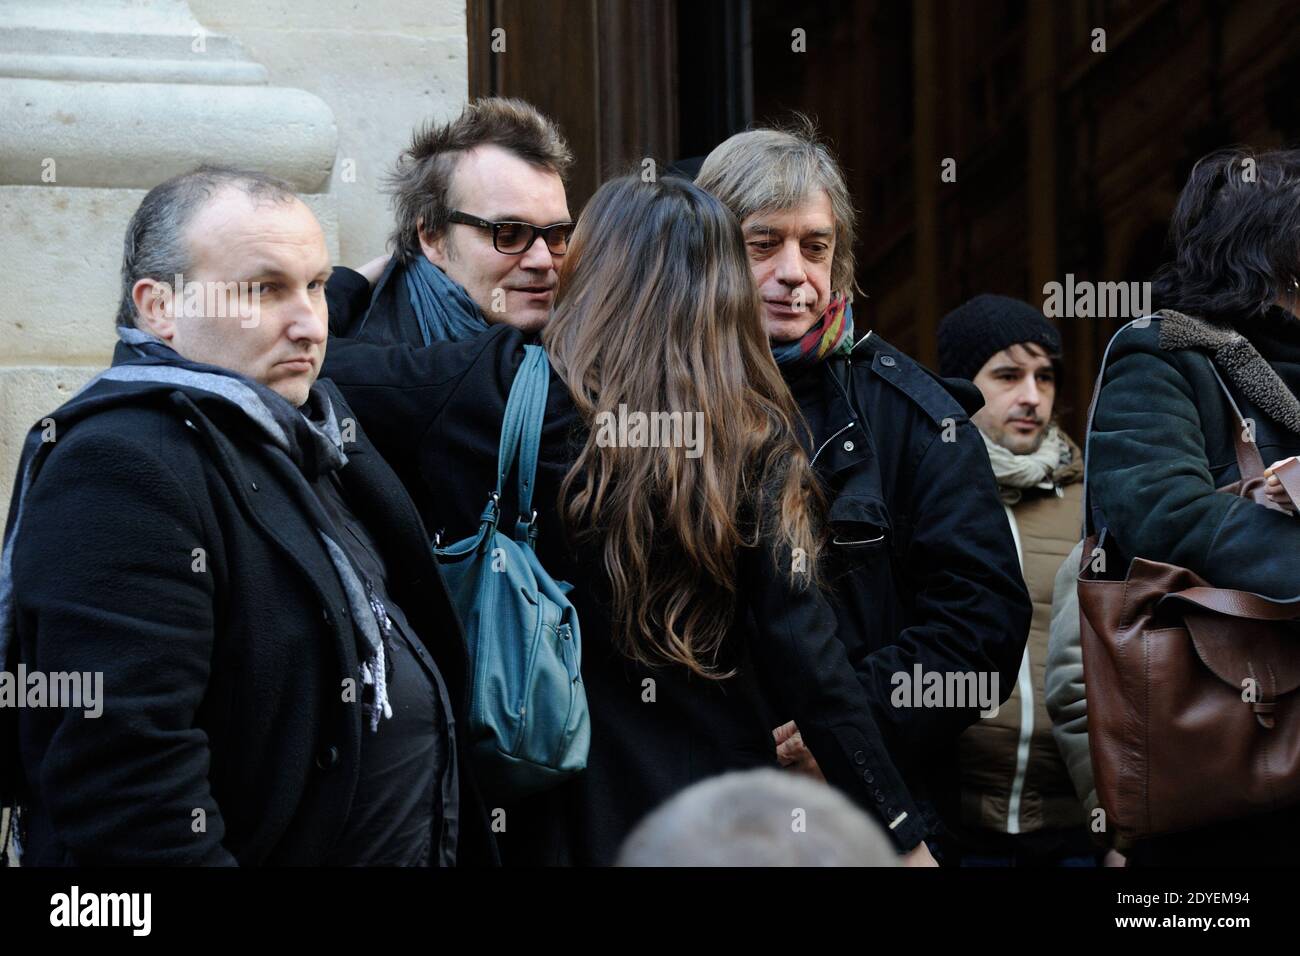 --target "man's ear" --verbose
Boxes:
[132,277,176,340]
[417,217,451,268]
